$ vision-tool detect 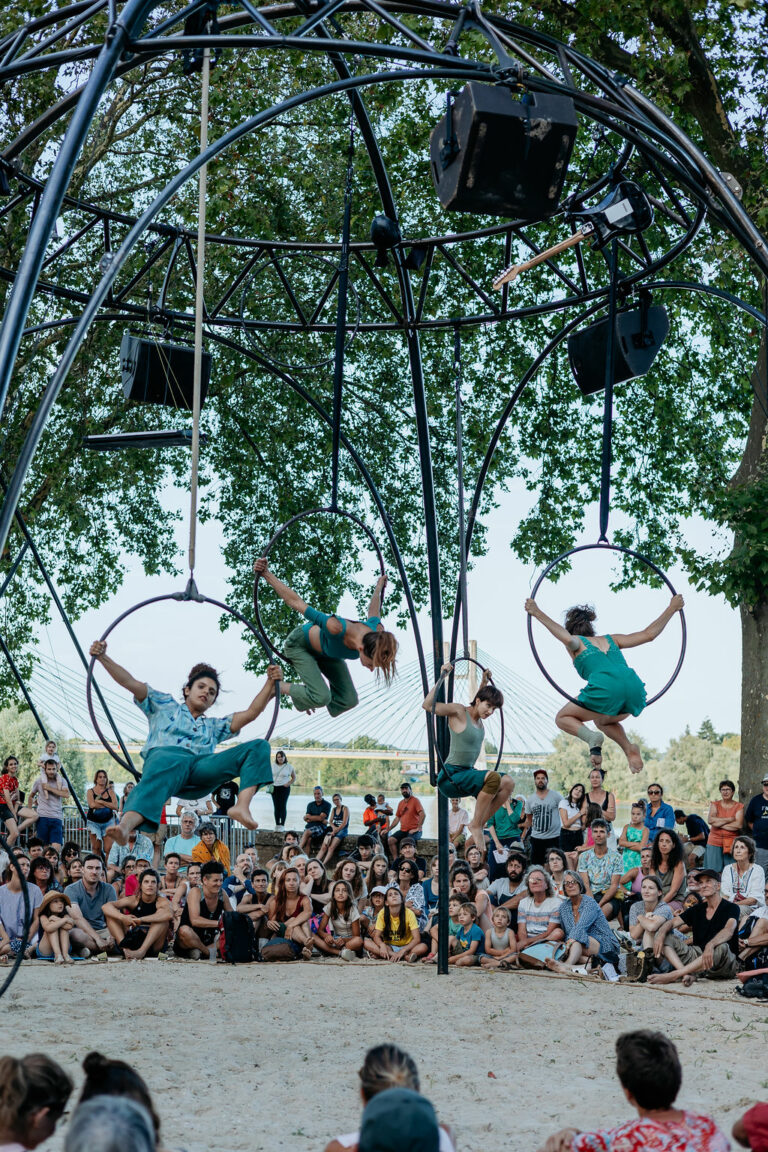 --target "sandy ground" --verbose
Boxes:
[2,960,767,1152]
